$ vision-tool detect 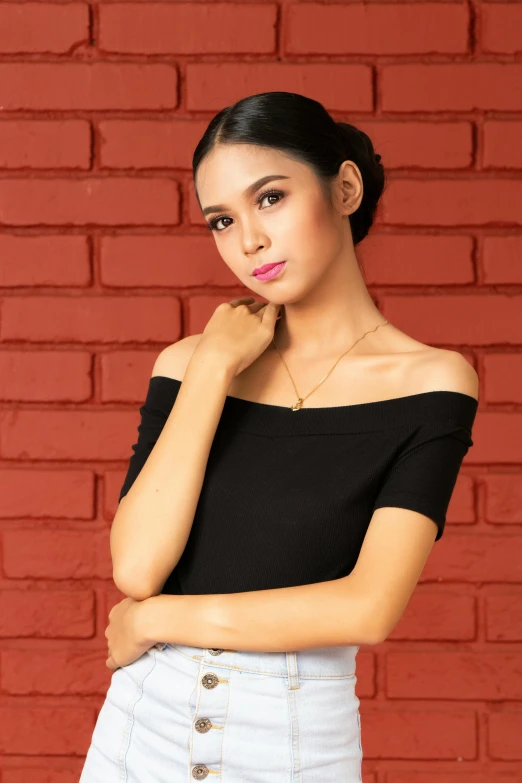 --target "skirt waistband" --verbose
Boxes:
[151,642,360,679]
